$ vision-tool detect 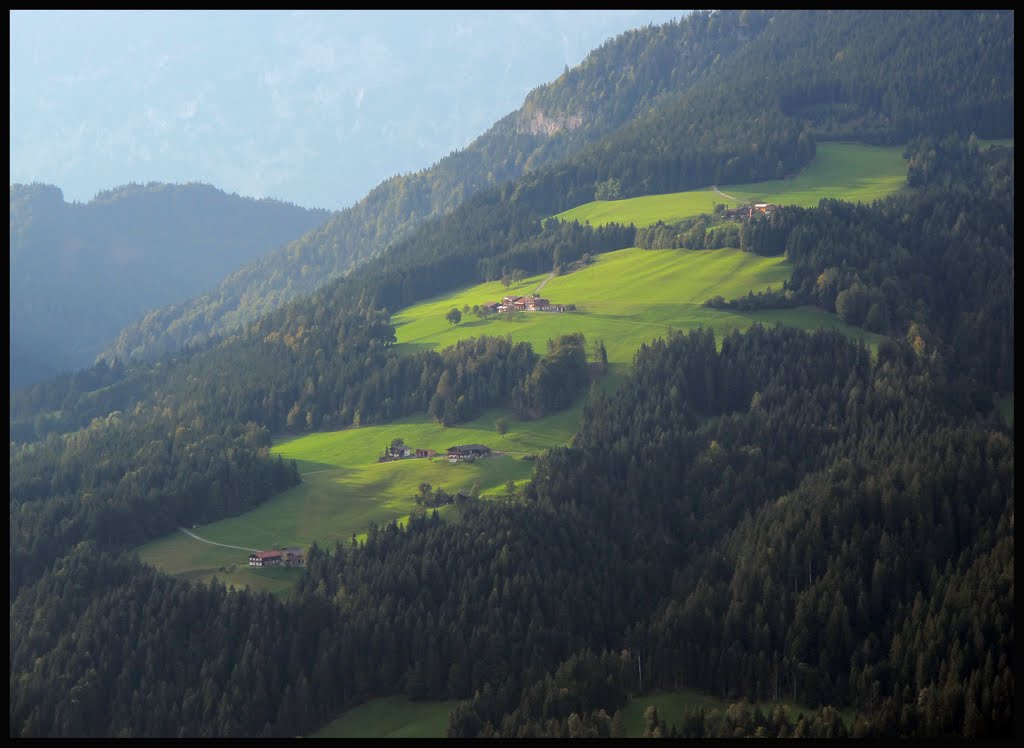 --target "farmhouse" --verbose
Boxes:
[446,444,491,461]
[379,442,435,462]
[494,293,571,313]
[284,547,305,567]
[249,550,282,567]
[722,203,778,220]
